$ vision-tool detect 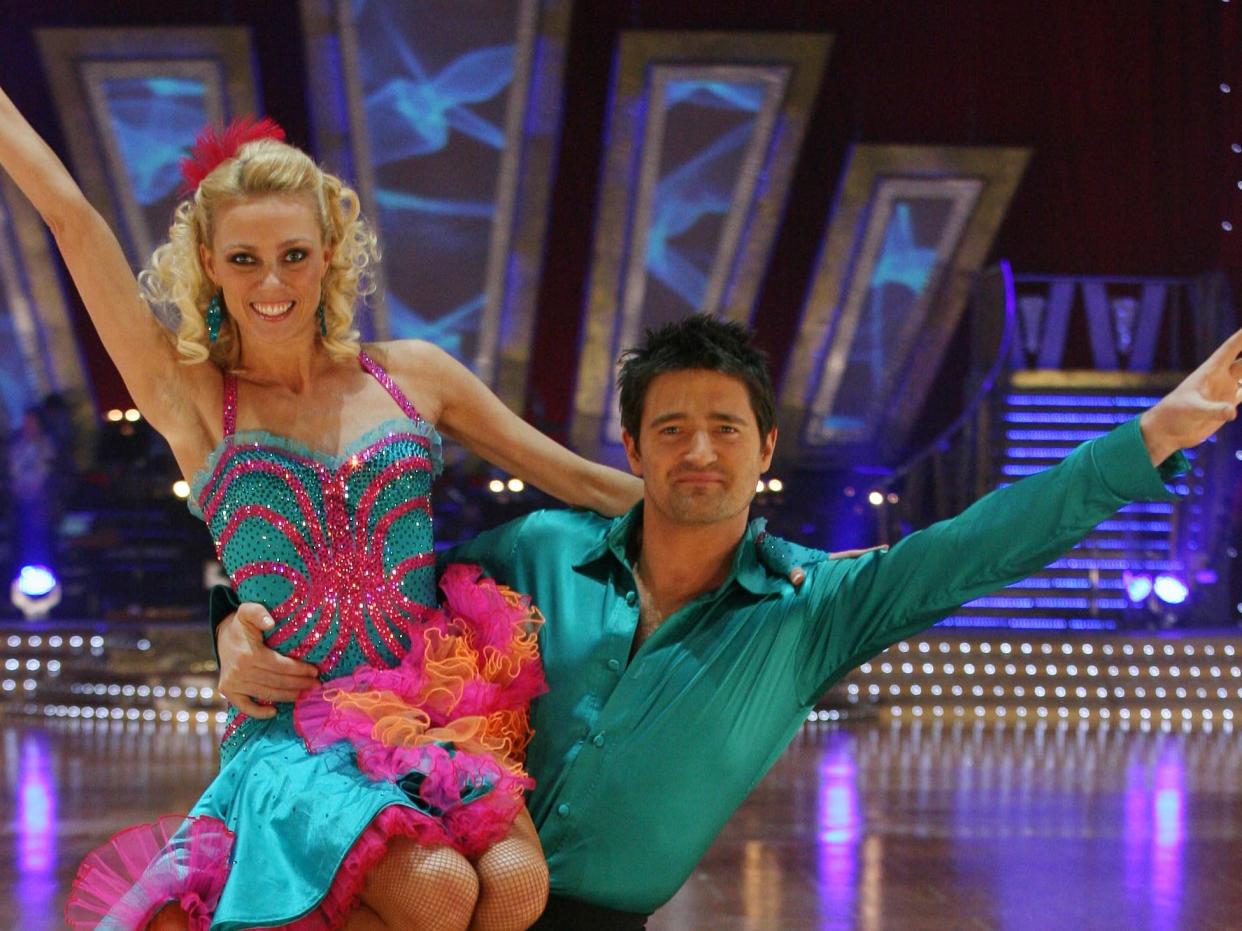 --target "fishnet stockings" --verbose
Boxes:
[469,810,549,931]
[143,816,548,930]
[359,840,479,930]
